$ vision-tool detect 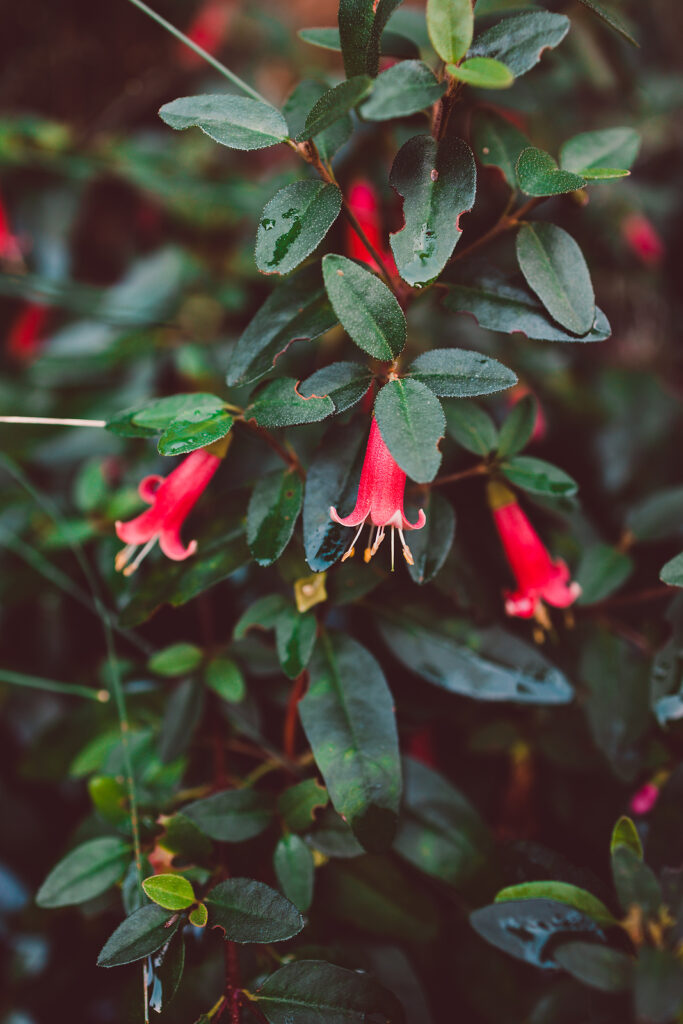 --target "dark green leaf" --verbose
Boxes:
[408,347,517,398]
[469,11,570,77]
[446,57,514,89]
[575,544,633,604]
[97,904,181,967]
[374,378,445,483]
[443,267,610,342]
[283,81,351,161]
[470,899,605,969]
[234,594,317,679]
[361,61,445,121]
[516,223,595,335]
[501,455,578,497]
[394,757,490,885]
[226,264,337,387]
[36,837,130,908]
[205,658,246,703]
[560,127,640,174]
[295,77,373,140]
[389,134,476,287]
[406,491,455,586]
[494,882,615,926]
[299,632,402,852]
[661,552,683,587]
[108,393,226,440]
[255,181,342,275]
[298,26,419,60]
[322,254,406,360]
[338,0,404,78]
[626,486,683,541]
[273,834,314,912]
[497,395,537,458]
[182,789,273,842]
[444,398,498,455]
[376,610,574,704]
[246,378,334,428]
[298,361,372,414]
[148,643,203,677]
[159,94,289,150]
[205,878,303,943]
[142,874,195,911]
[148,931,185,1013]
[426,0,473,63]
[158,679,204,763]
[634,948,683,1024]
[247,469,303,567]
[577,0,639,47]
[612,846,662,916]
[554,942,633,993]
[157,408,233,457]
[278,778,329,833]
[471,108,529,188]
[516,147,586,197]
[255,959,405,1024]
[611,816,643,859]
